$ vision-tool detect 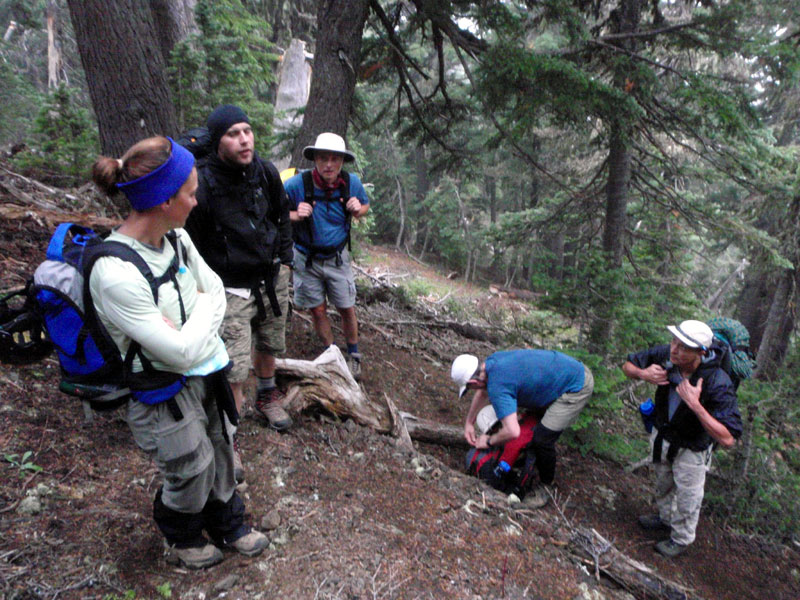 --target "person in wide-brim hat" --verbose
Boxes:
[302,132,356,163]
